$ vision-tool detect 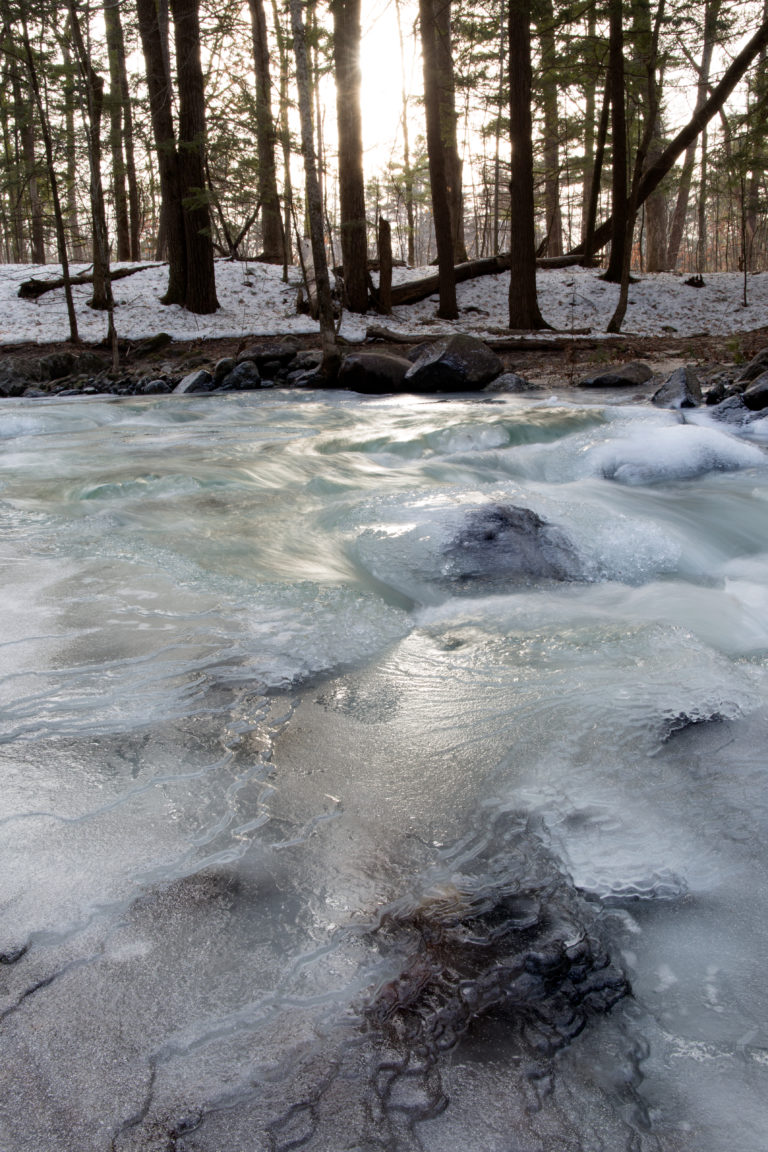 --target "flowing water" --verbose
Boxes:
[2,387,768,1152]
